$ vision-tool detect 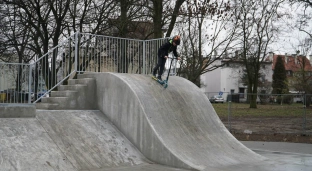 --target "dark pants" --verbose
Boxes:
[153,54,167,77]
